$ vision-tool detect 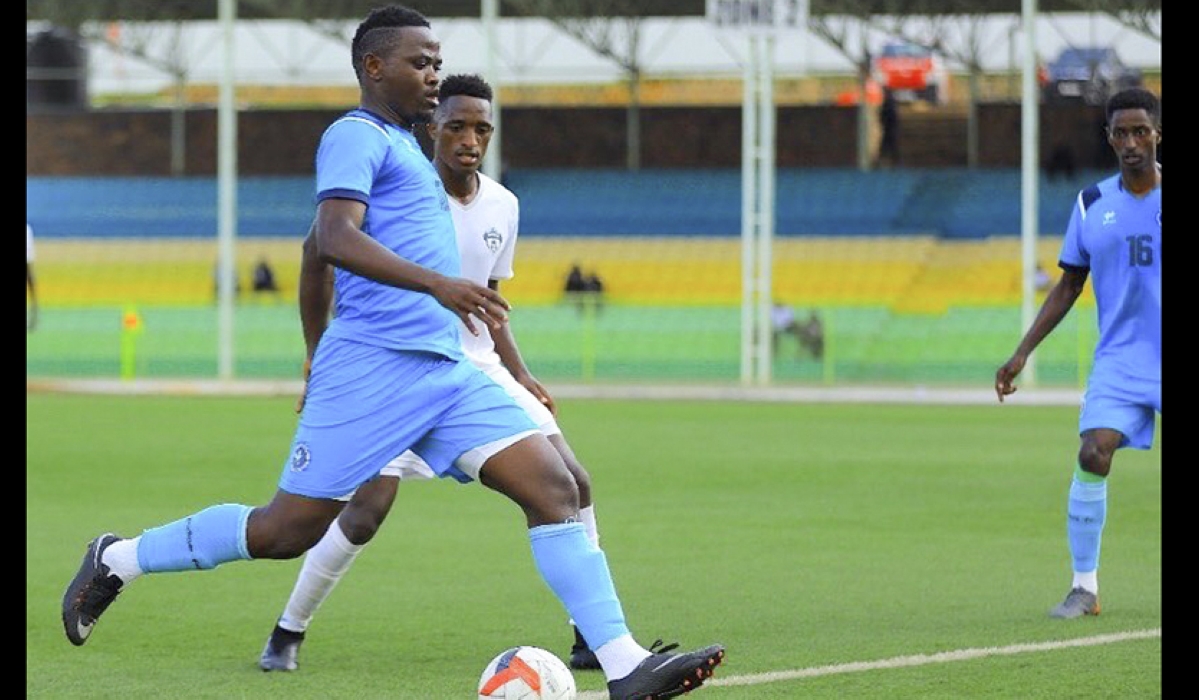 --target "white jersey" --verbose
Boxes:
[27,224,35,263]
[452,172,520,368]
[373,173,559,485]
